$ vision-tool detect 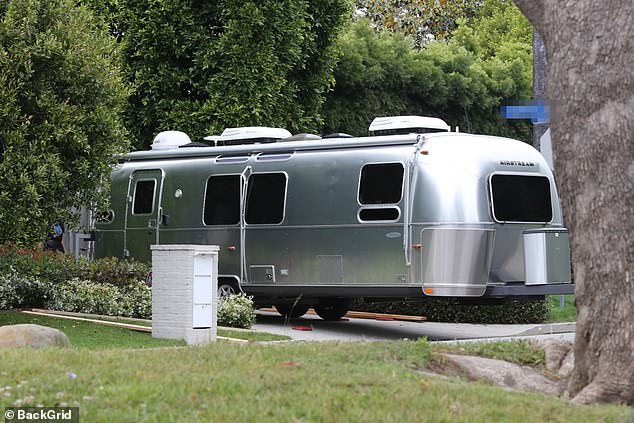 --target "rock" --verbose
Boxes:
[0,324,71,349]
[441,354,563,396]
[540,339,573,373]
[558,350,575,378]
